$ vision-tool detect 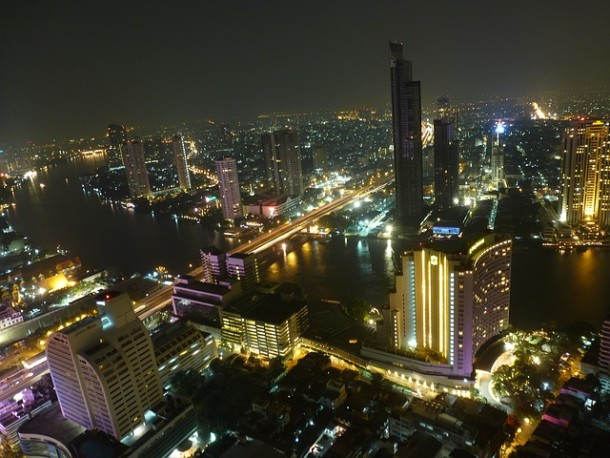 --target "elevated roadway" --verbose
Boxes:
[0,175,393,400]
